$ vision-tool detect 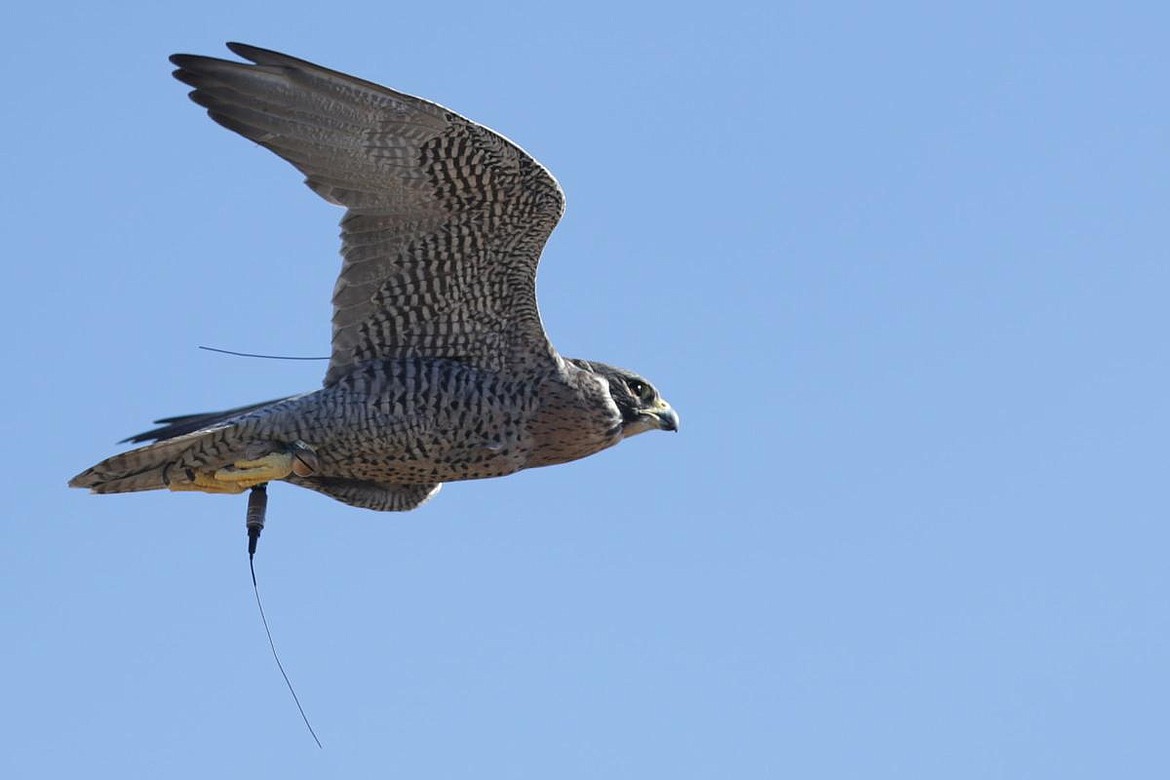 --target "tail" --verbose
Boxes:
[68,397,293,494]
